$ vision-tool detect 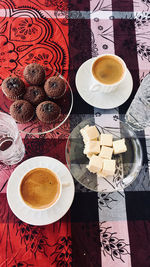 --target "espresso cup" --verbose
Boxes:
[18,167,62,211]
[90,54,127,93]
